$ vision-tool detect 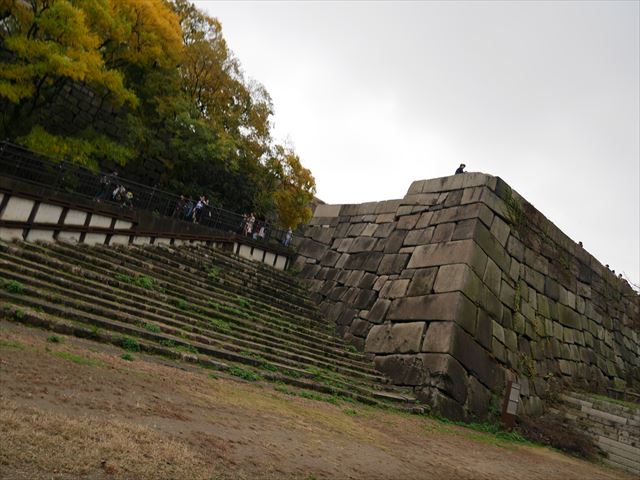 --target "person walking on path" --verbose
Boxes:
[455,164,466,174]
